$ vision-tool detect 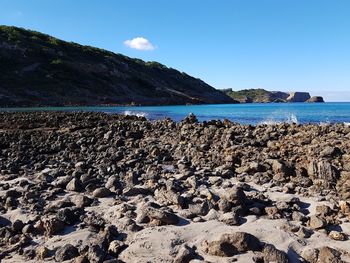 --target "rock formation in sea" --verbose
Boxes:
[224,88,325,103]
[286,92,311,102]
[307,96,325,103]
